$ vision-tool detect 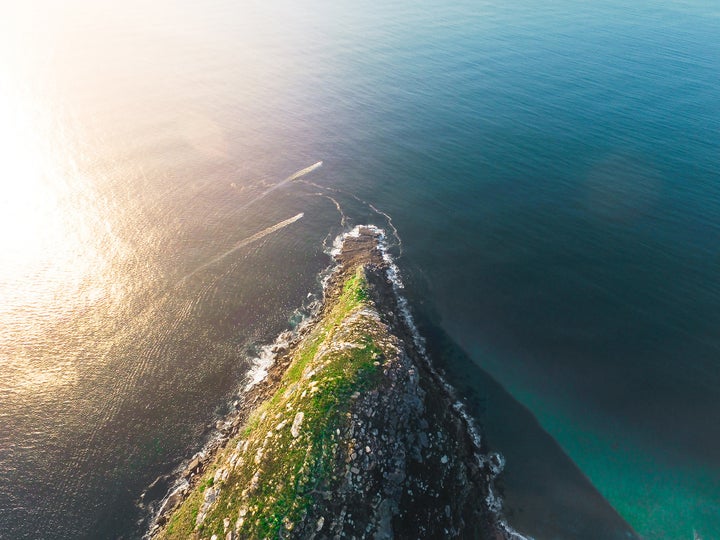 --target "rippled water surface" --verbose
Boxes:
[1,1,719,538]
